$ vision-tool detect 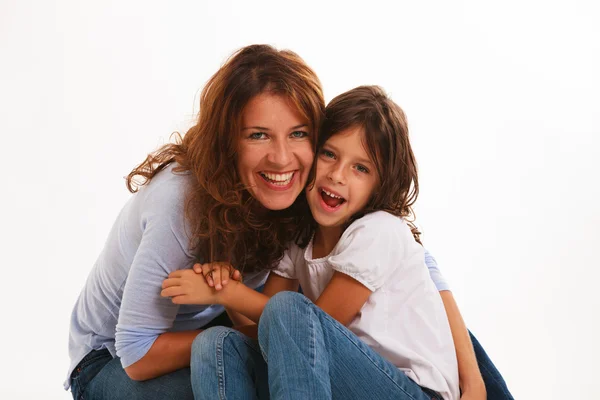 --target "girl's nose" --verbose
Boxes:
[327,163,346,185]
